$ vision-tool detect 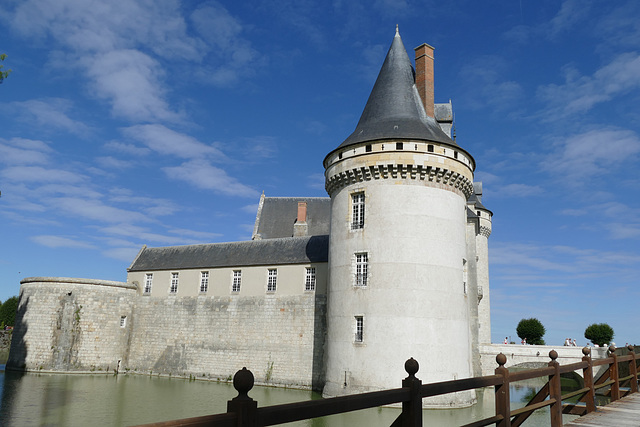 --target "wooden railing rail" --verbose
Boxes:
[135,345,640,427]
